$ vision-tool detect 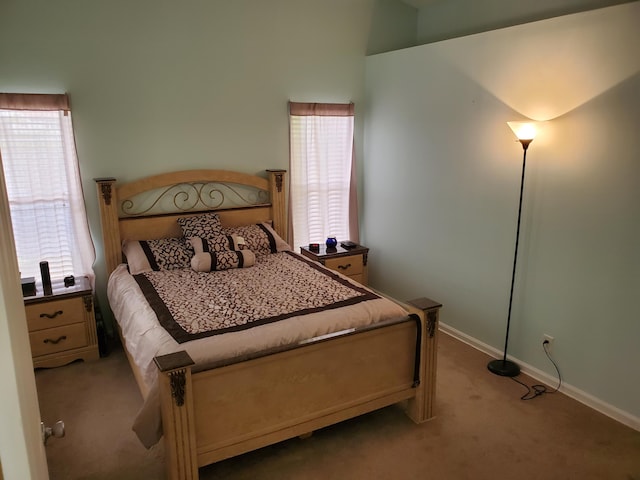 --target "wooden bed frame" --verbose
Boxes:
[95,169,441,480]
